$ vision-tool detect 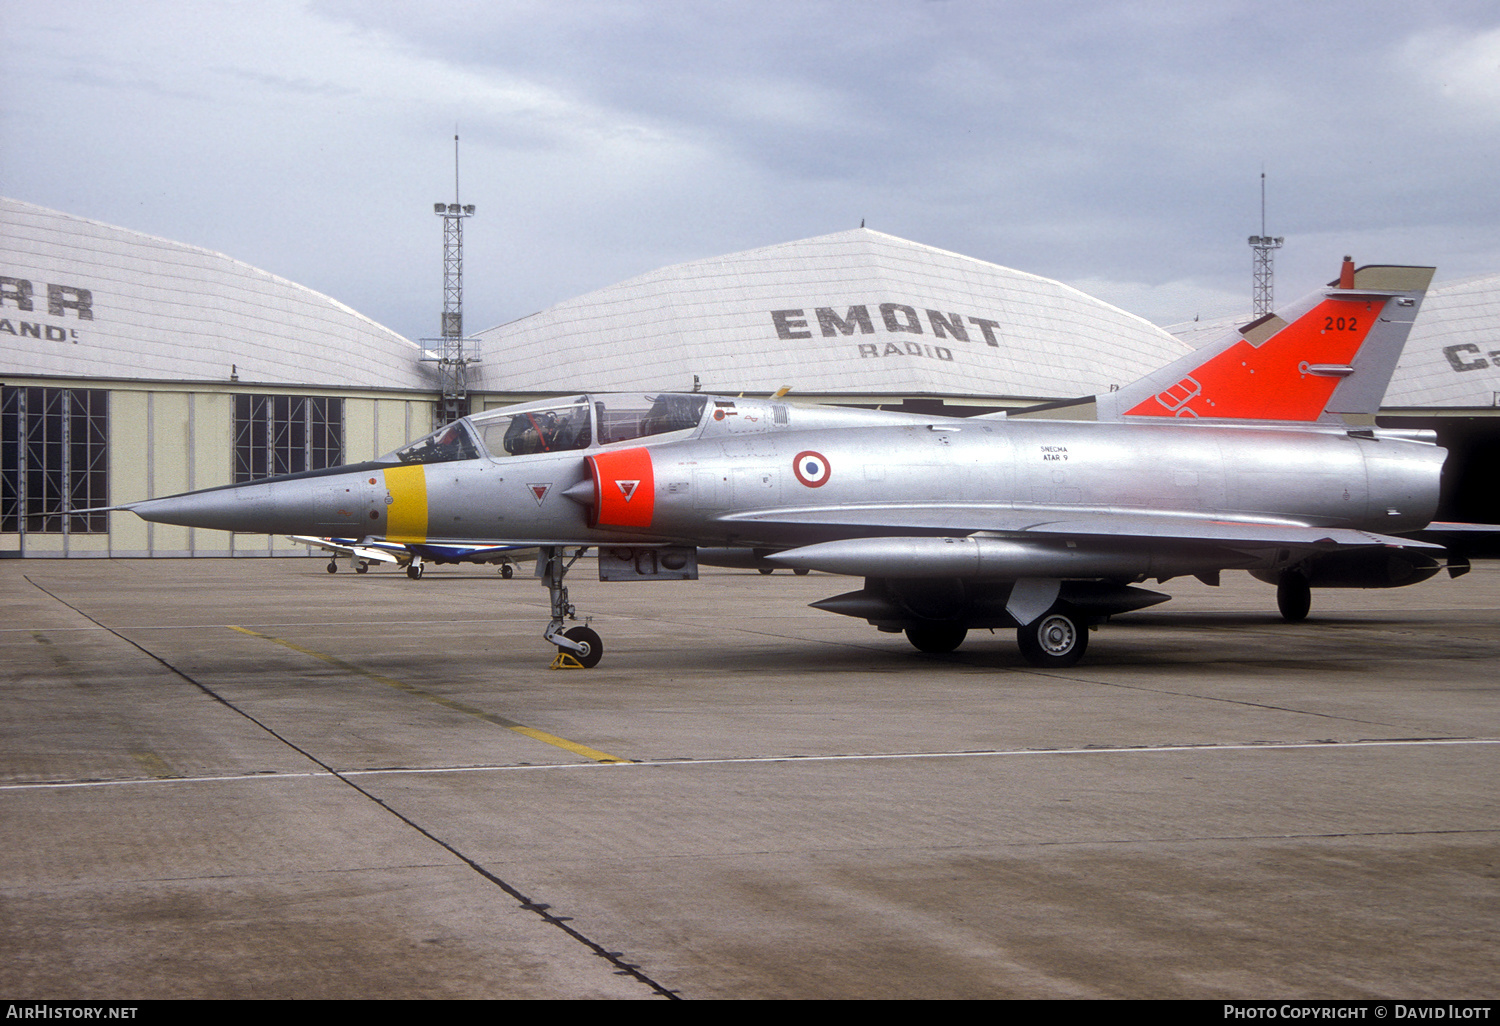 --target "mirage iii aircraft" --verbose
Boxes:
[122,258,1473,668]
